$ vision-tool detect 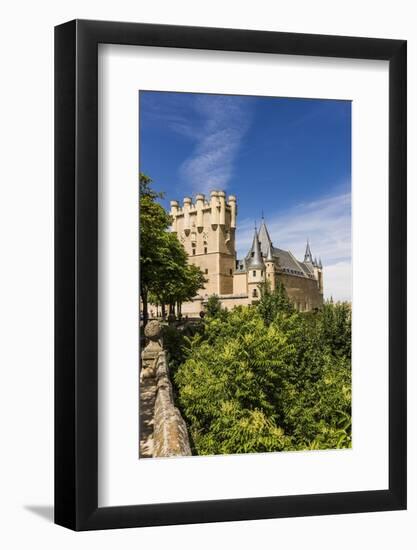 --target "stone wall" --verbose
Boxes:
[139,320,191,458]
[277,272,323,311]
[152,352,192,457]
